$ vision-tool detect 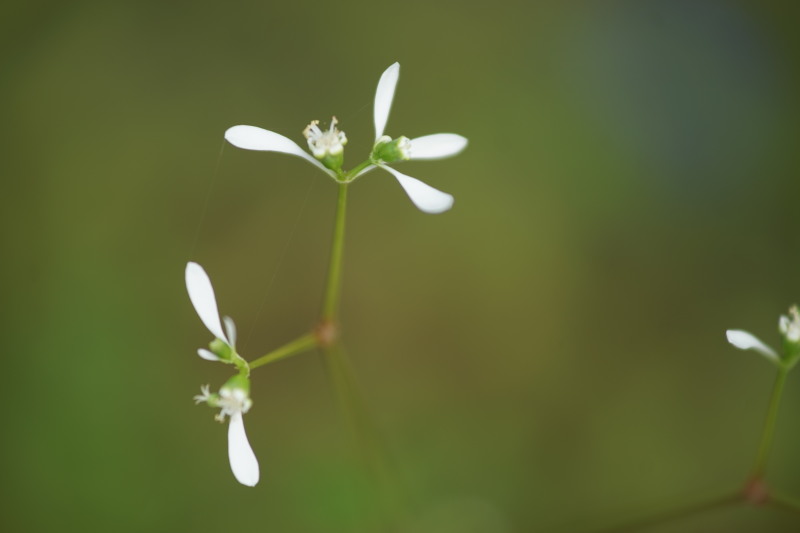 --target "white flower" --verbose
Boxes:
[779,306,800,343]
[194,382,260,487]
[726,329,780,364]
[185,262,238,362]
[363,62,467,214]
[224,62,468,214]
